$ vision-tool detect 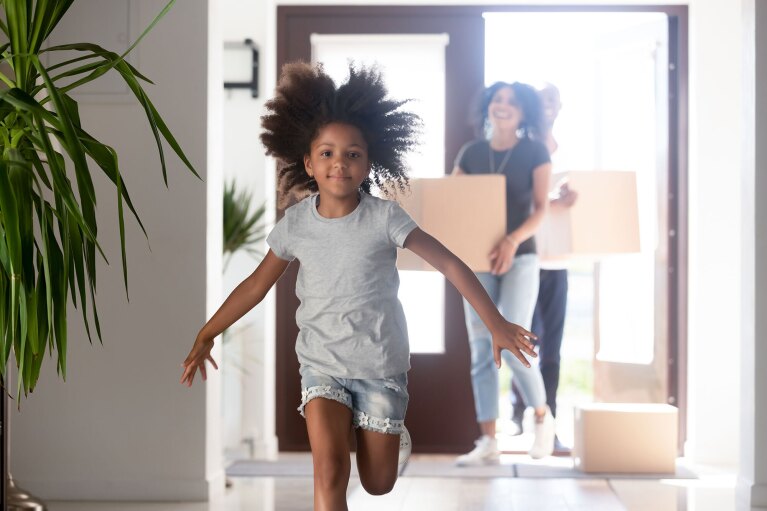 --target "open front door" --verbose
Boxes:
[590,16,673,404]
